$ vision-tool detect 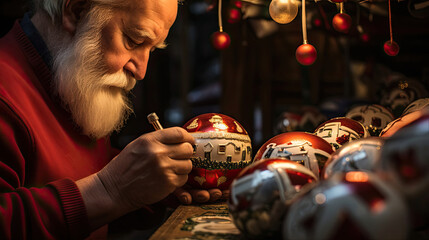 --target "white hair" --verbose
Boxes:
[50,4,135,139]
[32,0,129,24]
